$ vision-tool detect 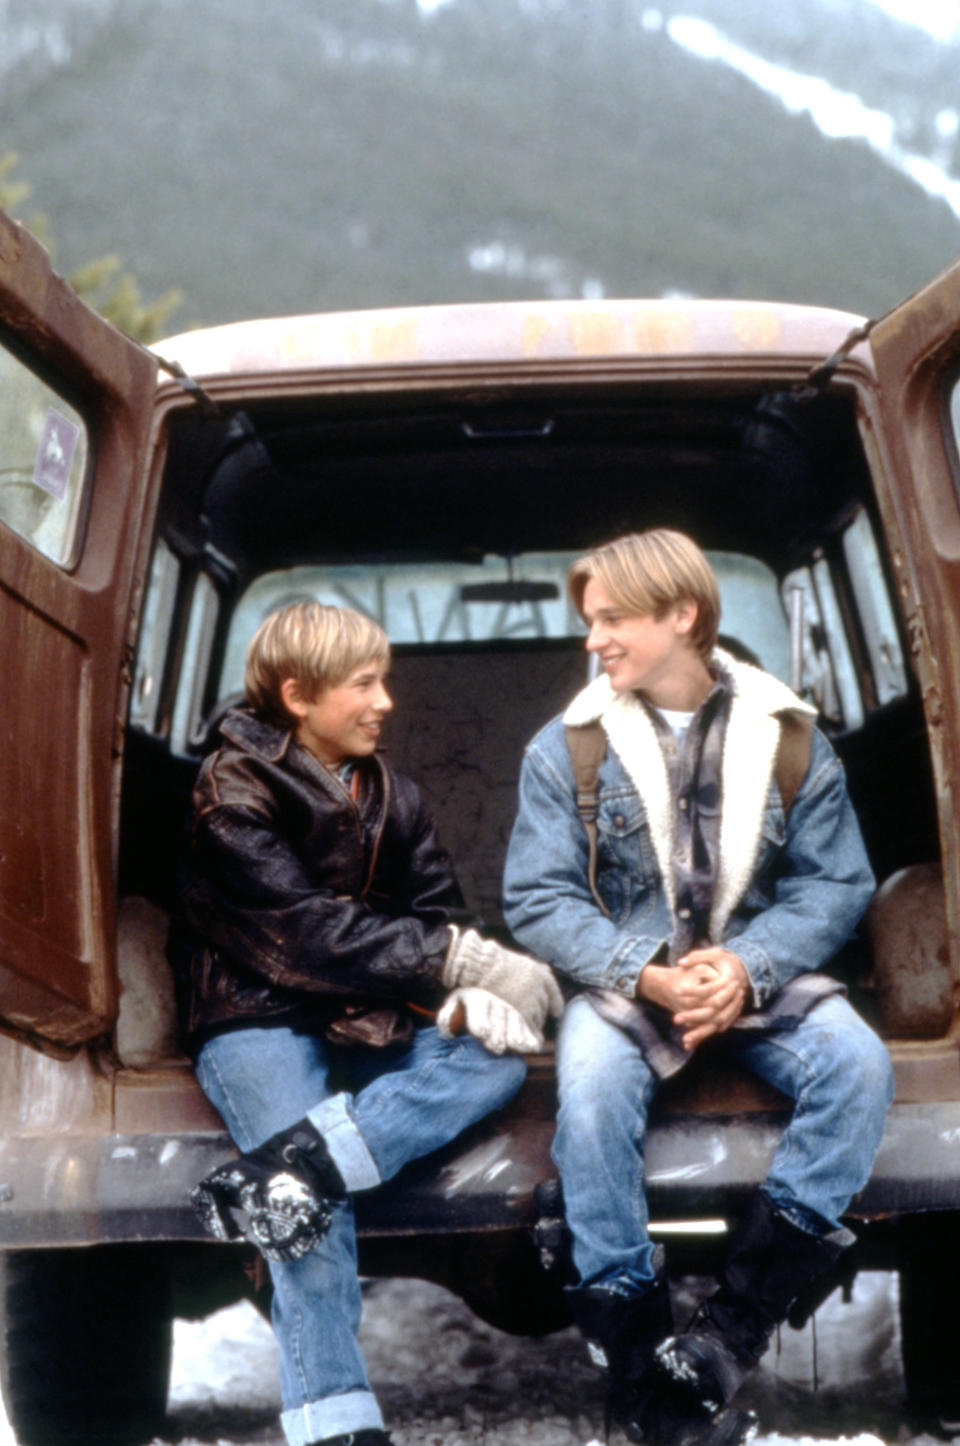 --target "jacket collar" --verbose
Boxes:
[218,705,293,764]
[562,648,816,728]
[562,650,816,940]
[217,705,387,810]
